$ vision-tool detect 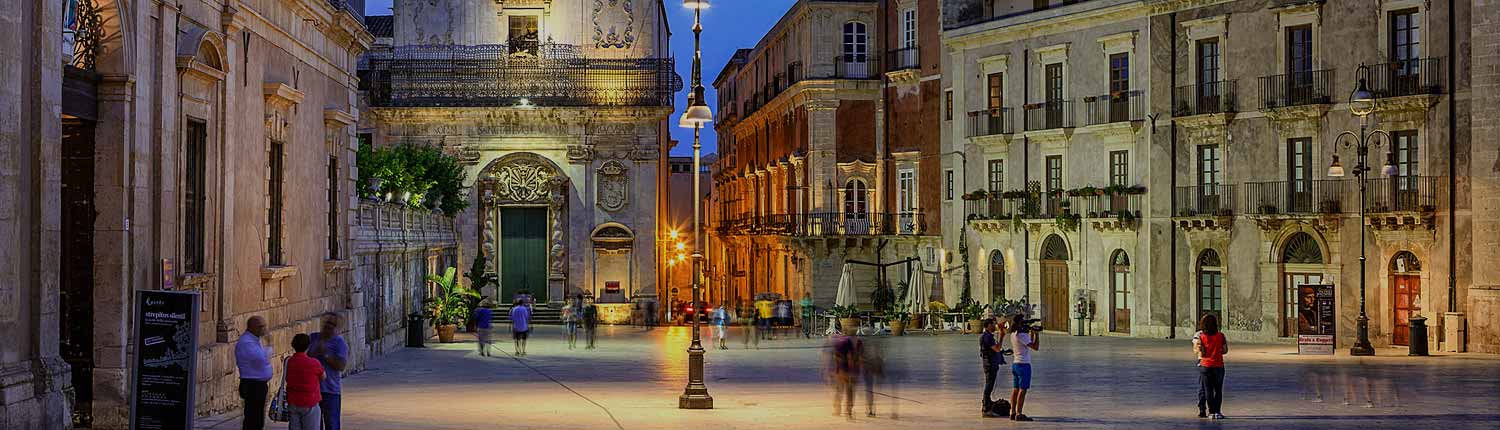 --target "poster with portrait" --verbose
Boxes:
[1296,284,1336,355]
